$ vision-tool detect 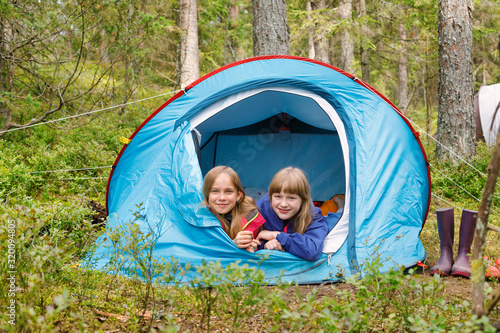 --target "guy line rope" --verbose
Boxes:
[0,90,180,135]
[406,117,500,221]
